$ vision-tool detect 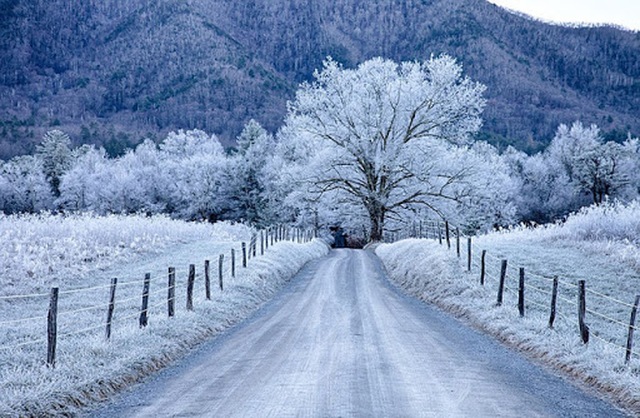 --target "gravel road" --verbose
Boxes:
[88,249,627,417]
